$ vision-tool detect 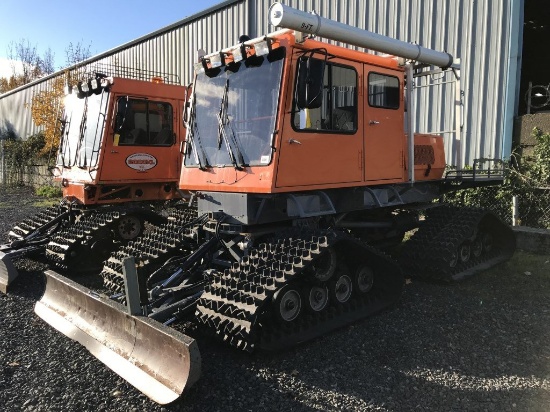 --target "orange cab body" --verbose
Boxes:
[179,32,445,195]
[54,77,187,205]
